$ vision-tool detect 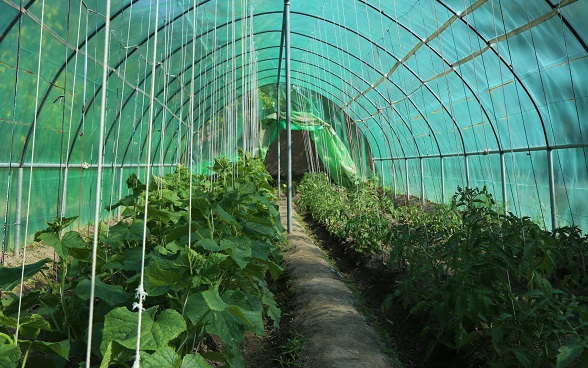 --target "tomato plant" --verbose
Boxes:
[298,174,588,368]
